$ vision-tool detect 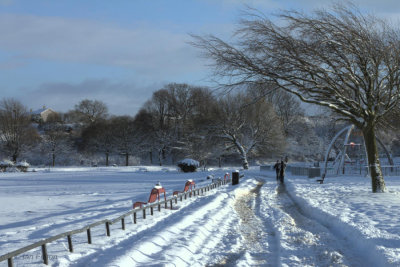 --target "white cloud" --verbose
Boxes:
[0,14,205,77]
